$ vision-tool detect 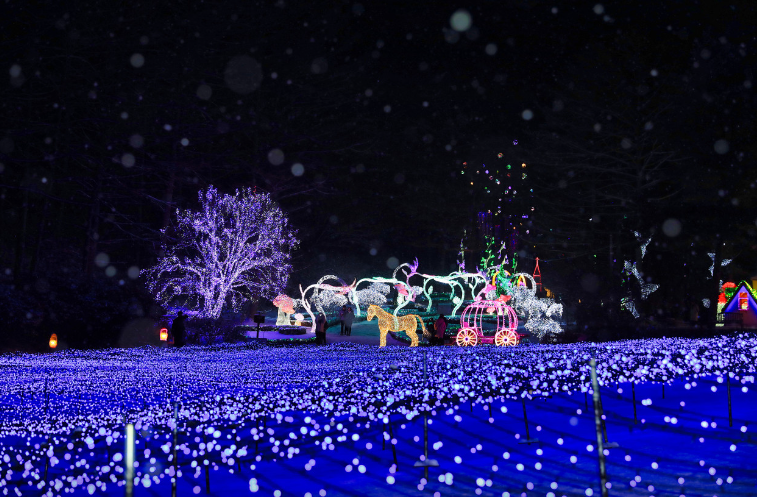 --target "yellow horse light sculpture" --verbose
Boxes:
[366,305,429,347]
